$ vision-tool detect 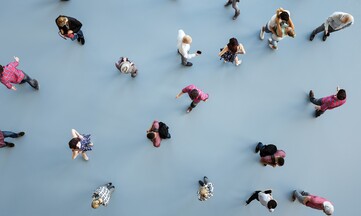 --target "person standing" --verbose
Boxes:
[0,130,25,148]
[224,0,240,20]
[292,190,334,215]
[176,84,209,113]
[219,37,246,66]
[197,176,214,201]
[310,12,354,41]
[255,142,285,167]
[68,129,93,161]
[246,189,278,212]
[55,15,85,45]
[309,87,346,117]
[91,183,115,209]
[0,56,39,91]
[177,29,201,67]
